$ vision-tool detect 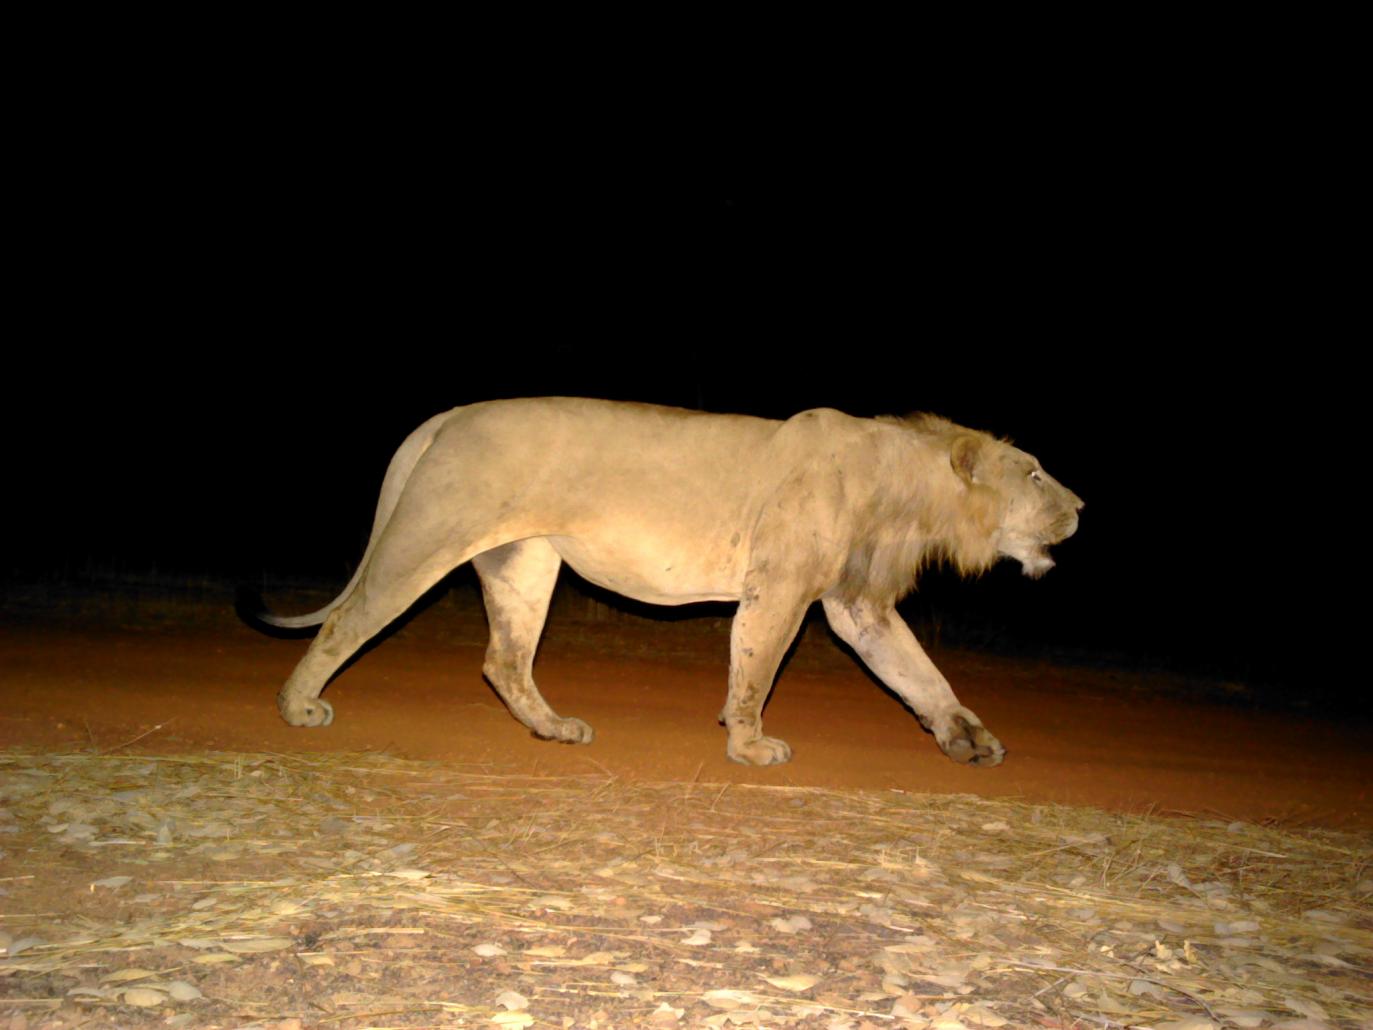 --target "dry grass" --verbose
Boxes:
[1,749,1369,1028]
